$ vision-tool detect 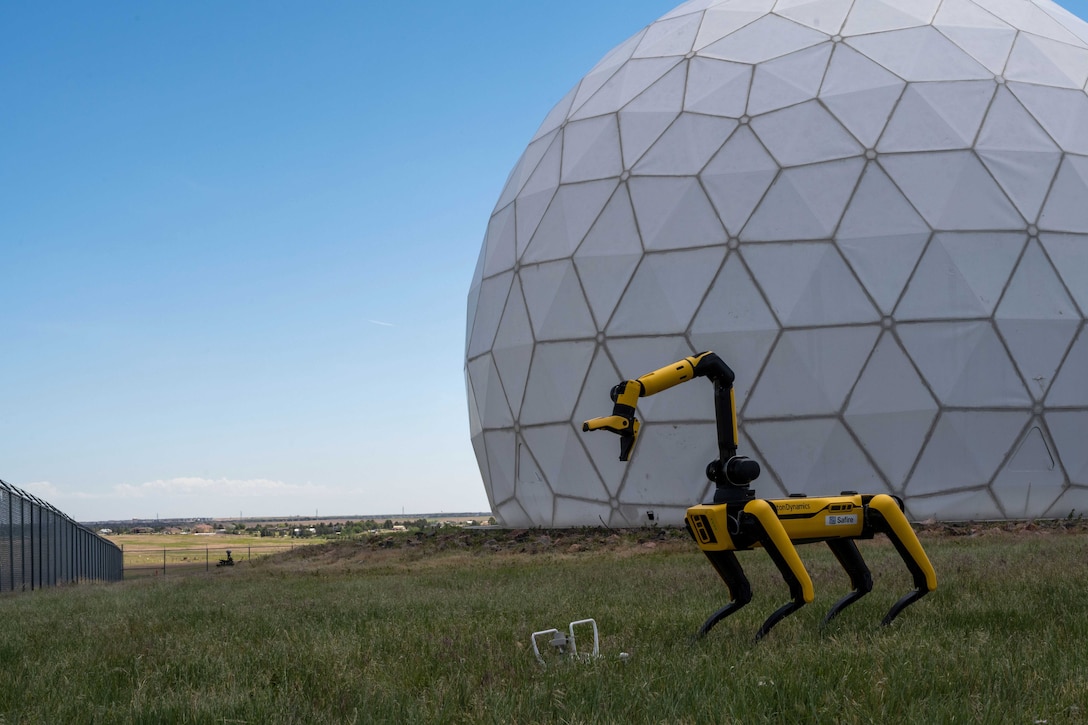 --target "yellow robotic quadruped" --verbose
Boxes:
[582,351,937,640]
